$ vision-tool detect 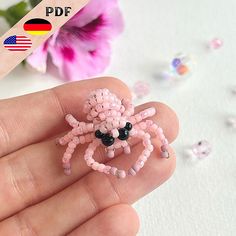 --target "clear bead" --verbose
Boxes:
[133,81,150,99]
[192,140,212,158]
